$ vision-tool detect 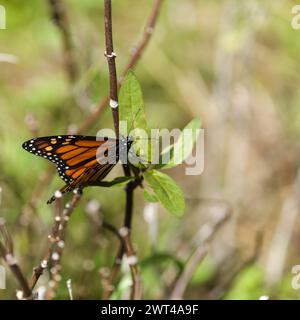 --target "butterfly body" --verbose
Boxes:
[22,135,133,203]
